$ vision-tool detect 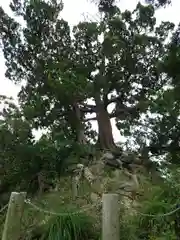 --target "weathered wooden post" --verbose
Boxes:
[102,193,120,240]
[2,192,27,240]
